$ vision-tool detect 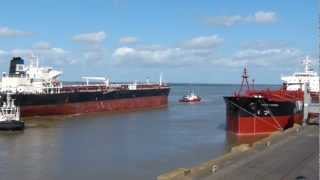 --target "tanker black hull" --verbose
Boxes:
[0,88,170,117]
